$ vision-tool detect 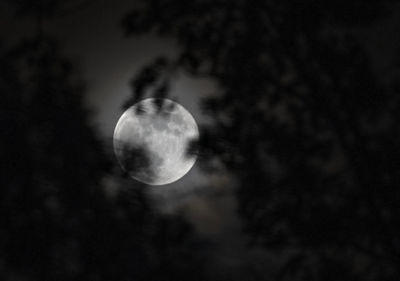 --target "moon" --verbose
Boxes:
[113,98,199,185]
